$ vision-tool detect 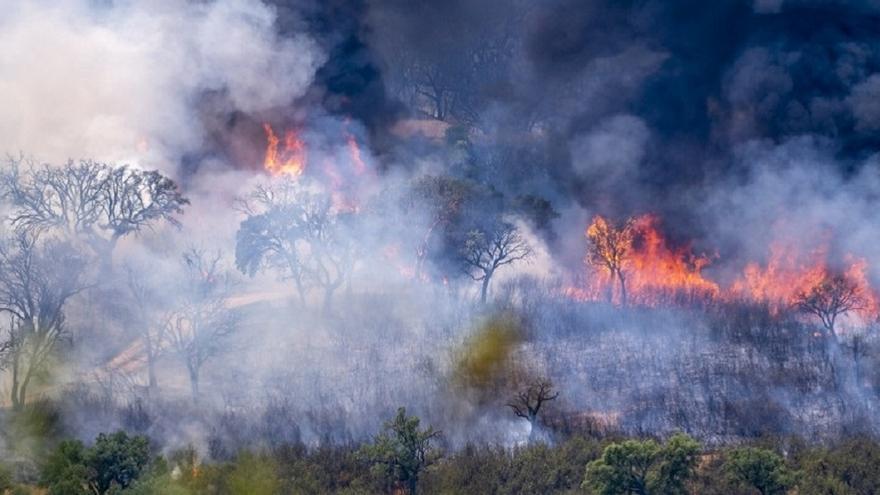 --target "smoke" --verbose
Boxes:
[0,0,322,173]
[2,0,880,459]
